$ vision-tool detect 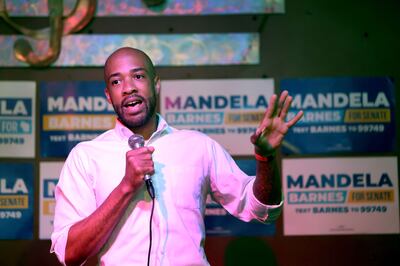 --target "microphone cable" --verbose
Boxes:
[147,196,155,266]
[127,134,156,266]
